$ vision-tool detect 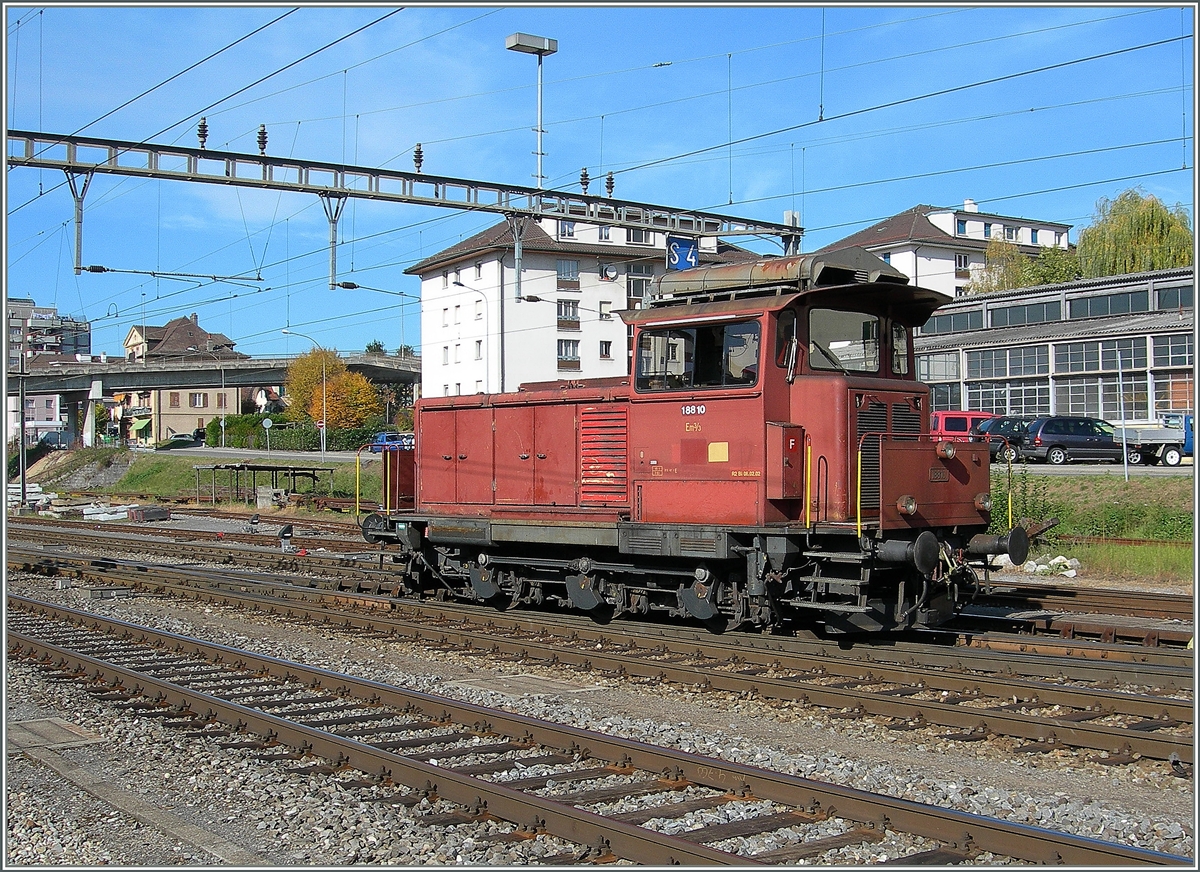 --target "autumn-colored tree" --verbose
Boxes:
[318,371,383,429]
[284,348,347,422]
[394,407,414,431]
[1076,188,1193,278]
